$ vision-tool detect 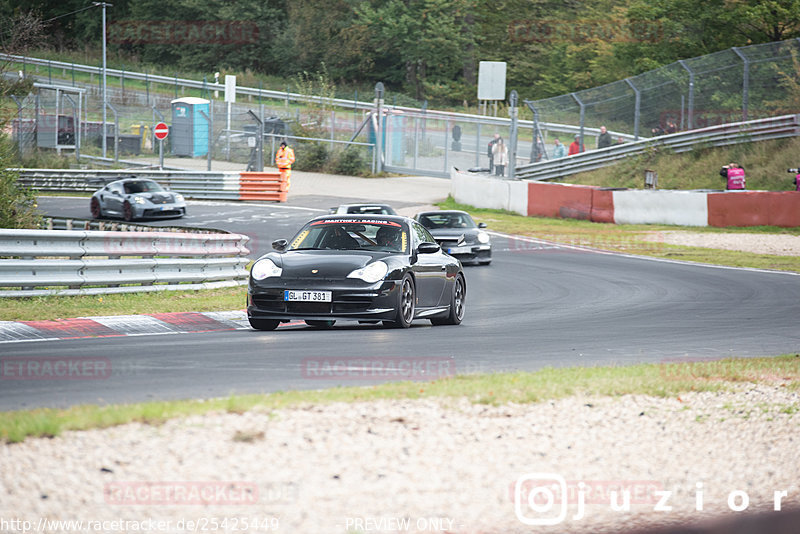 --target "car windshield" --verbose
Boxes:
[346,205,396,215]
[289,219,408,253]
[123,180,165,194]
[418,212,476,230]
